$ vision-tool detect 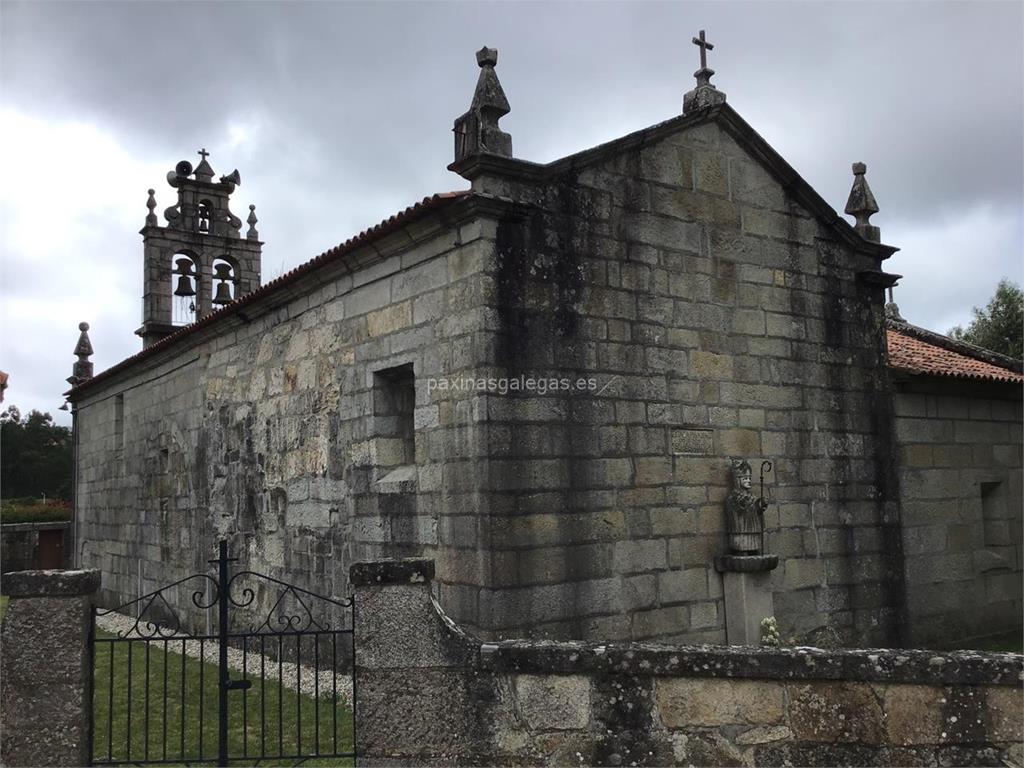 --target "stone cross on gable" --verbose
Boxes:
[692,29,714,70]
[683,28,726,115]
[198,148,210,161]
